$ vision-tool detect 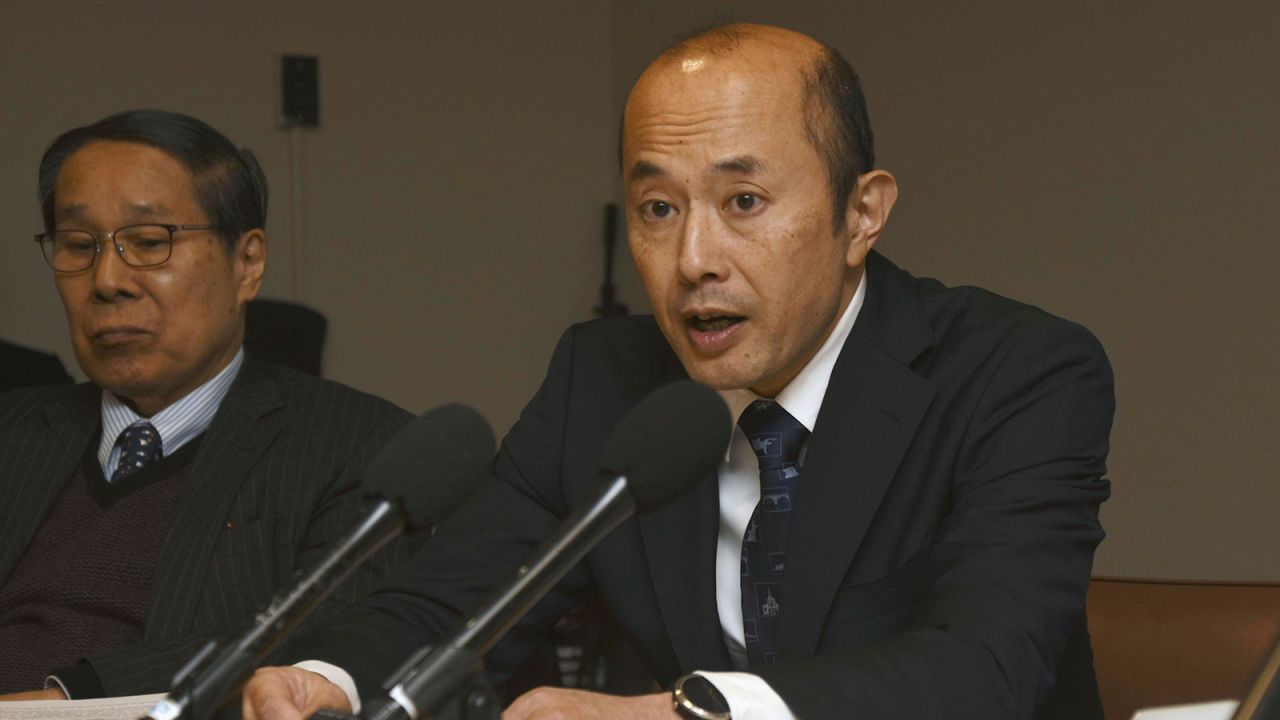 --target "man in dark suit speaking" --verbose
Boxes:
[0,110,414,701]
[244,23,1114,719]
